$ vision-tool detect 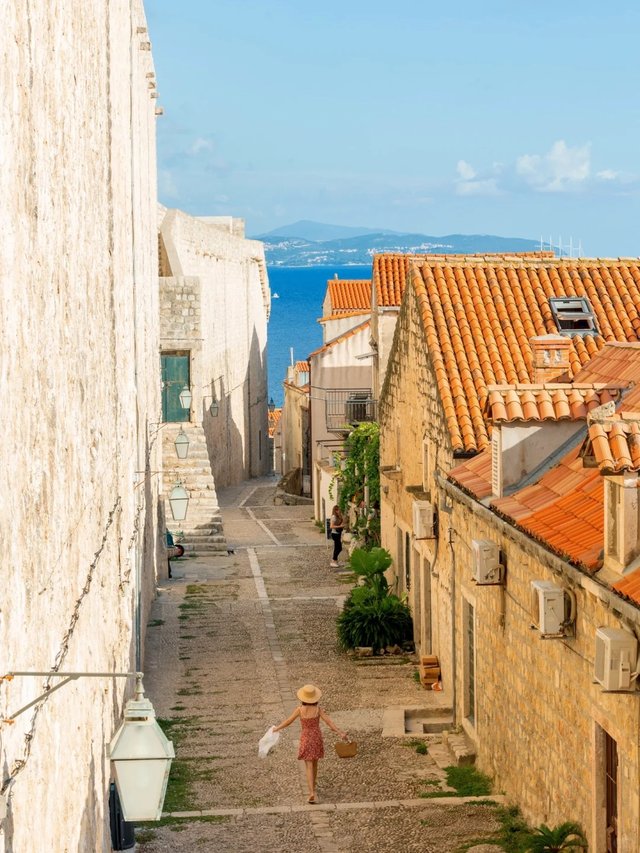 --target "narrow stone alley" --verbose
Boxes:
[141,479,503,852]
